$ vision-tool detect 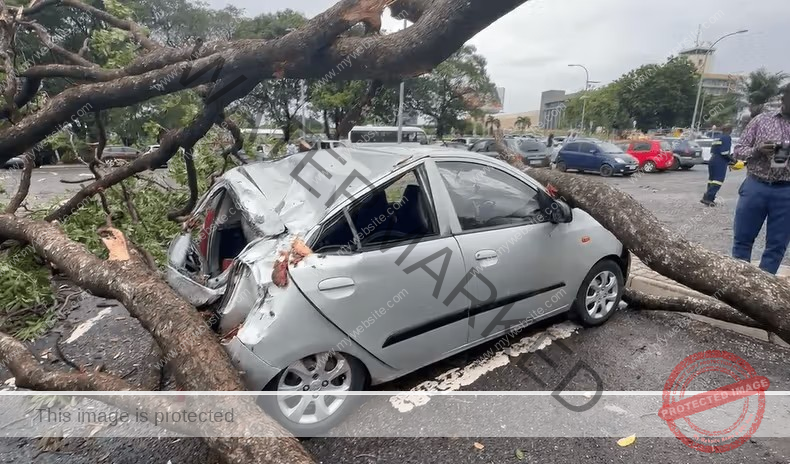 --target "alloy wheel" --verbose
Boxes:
[276,353,352,425]
[585,270,618,319]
